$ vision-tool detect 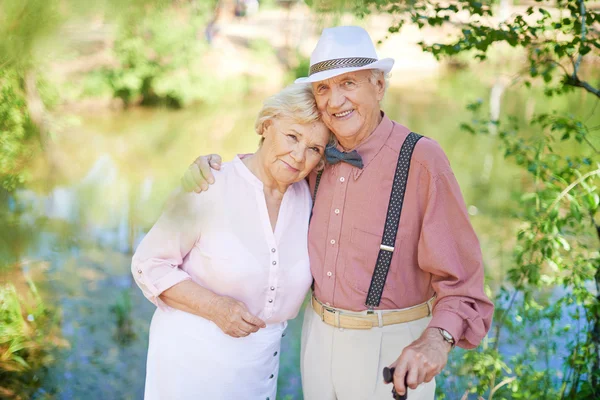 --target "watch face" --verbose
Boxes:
[440,328,454,343]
